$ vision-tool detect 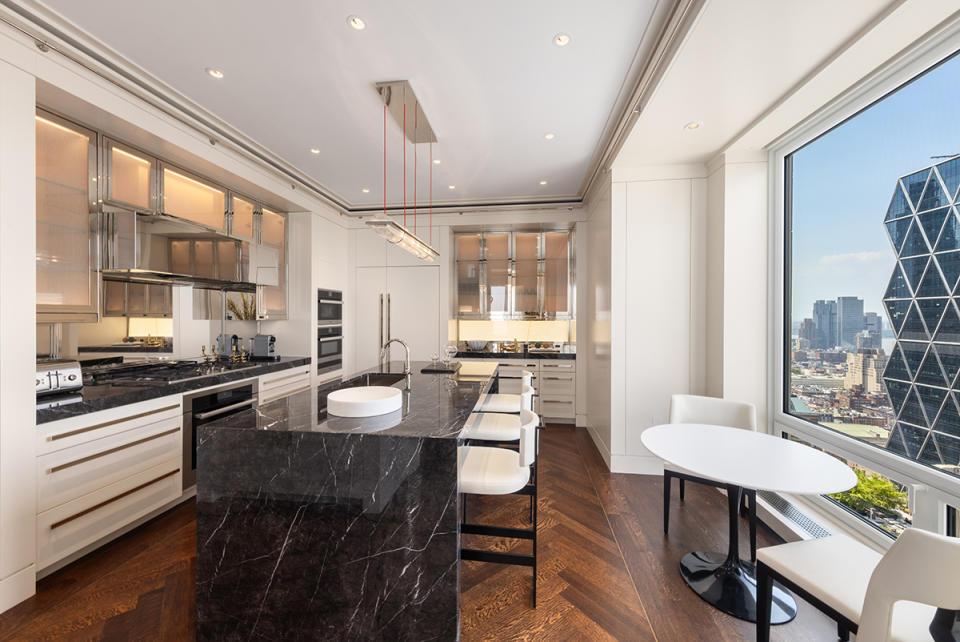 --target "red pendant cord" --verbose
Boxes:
[413,102,418,235]
[429,143,433,244]
[402,102,406,227]
[383,105,387,217]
